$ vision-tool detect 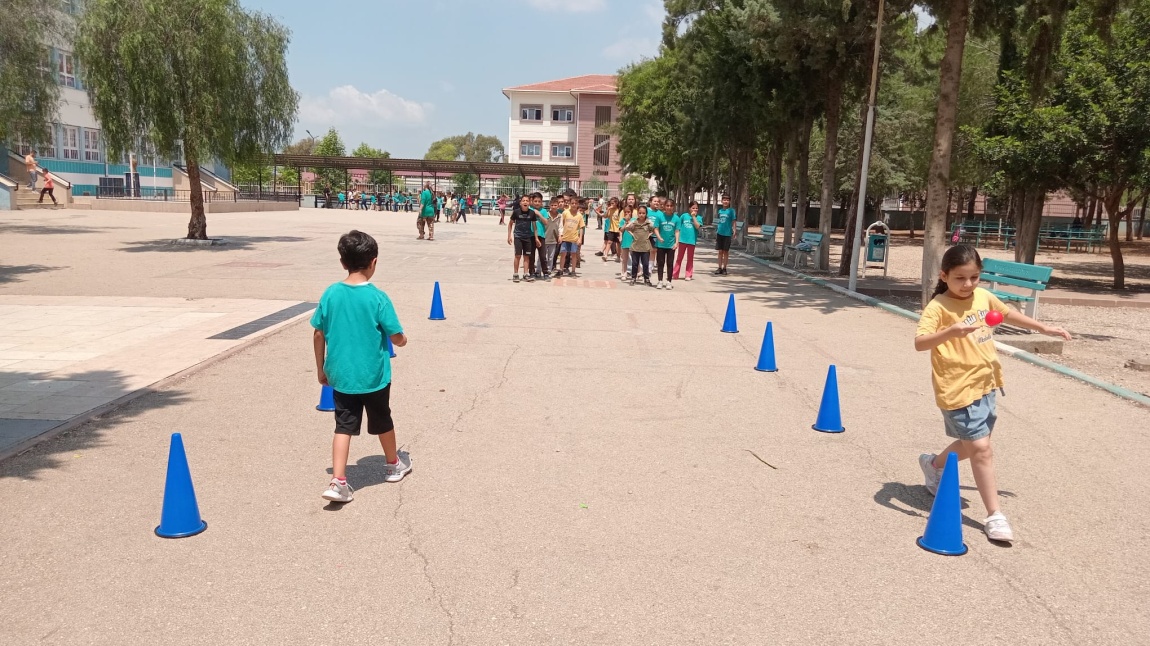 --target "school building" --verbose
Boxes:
[503,74,624,195]
[1,3,232,210]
